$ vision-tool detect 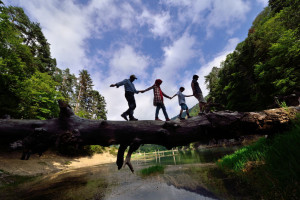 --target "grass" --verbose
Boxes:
[216,114,300,199]
[0,170,38,190]
[139,165,165,177]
